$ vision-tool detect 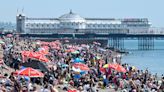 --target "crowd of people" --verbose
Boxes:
[0,34,163,92]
